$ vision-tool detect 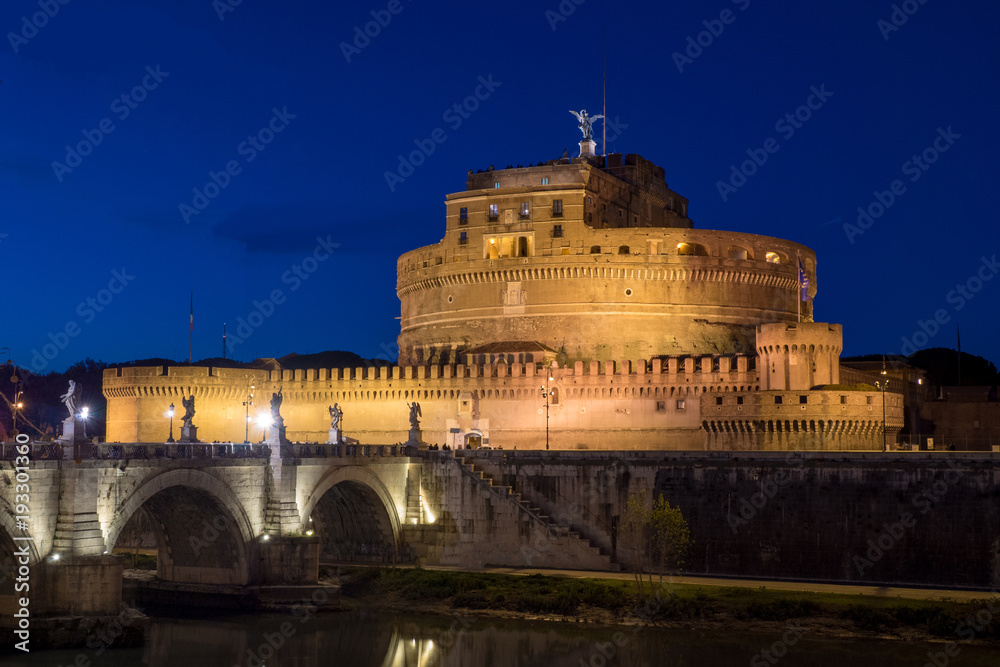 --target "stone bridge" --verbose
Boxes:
[0,439,614,625]
[3,440,997,633]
